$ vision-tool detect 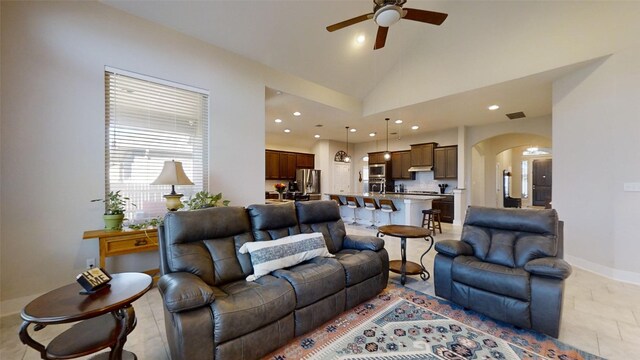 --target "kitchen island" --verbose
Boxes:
[324,192,443,227]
